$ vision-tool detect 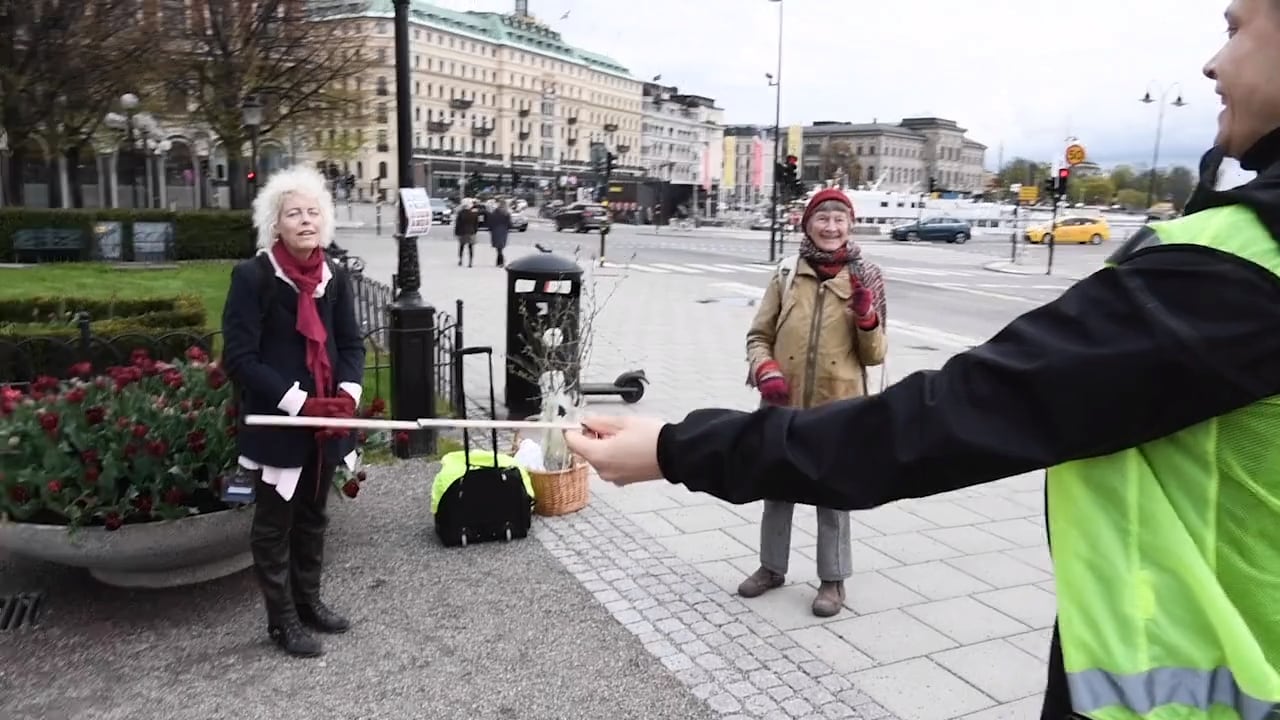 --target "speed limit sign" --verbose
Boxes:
[1065,144,1087,166]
